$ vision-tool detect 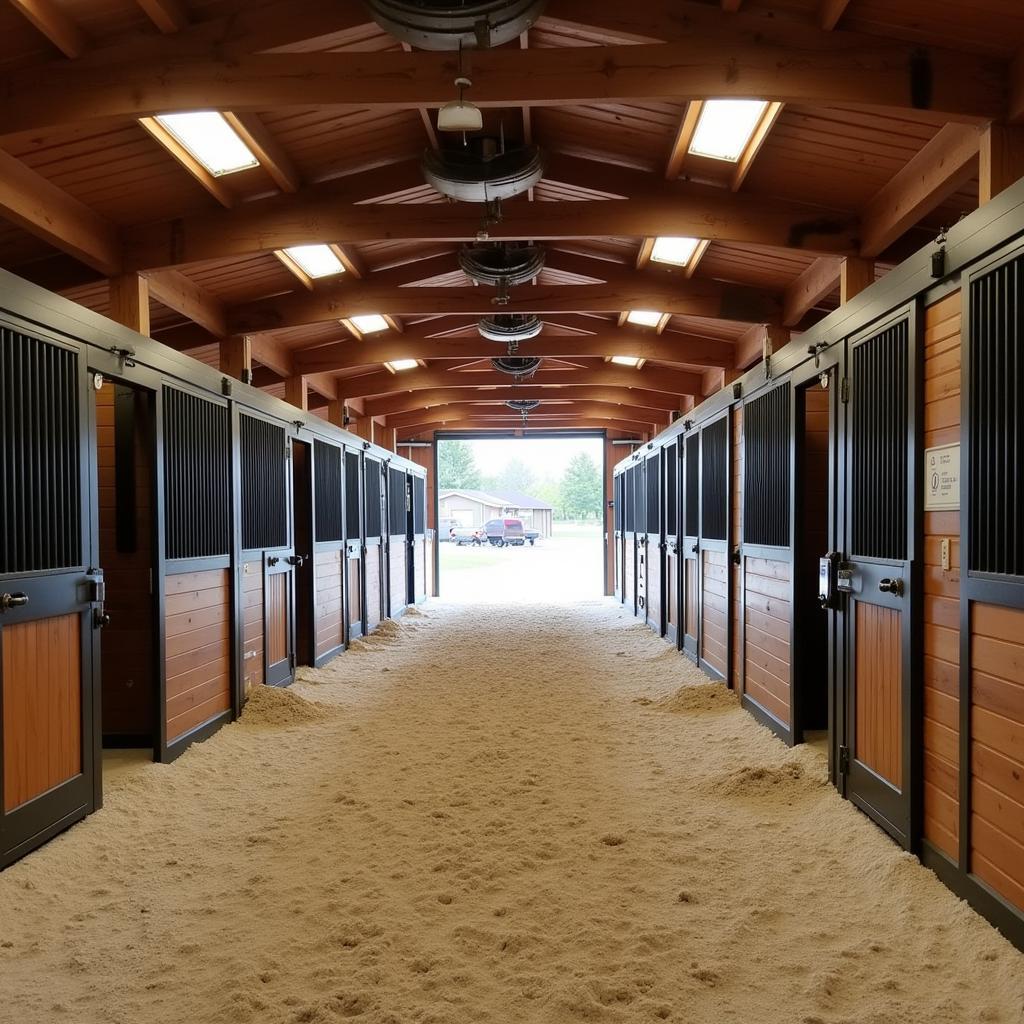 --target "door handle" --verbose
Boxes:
[878,577,904,596]
[286,555,305,567]
[691,543,698,553]
[267,556,281,567]
[0,592,29,611]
